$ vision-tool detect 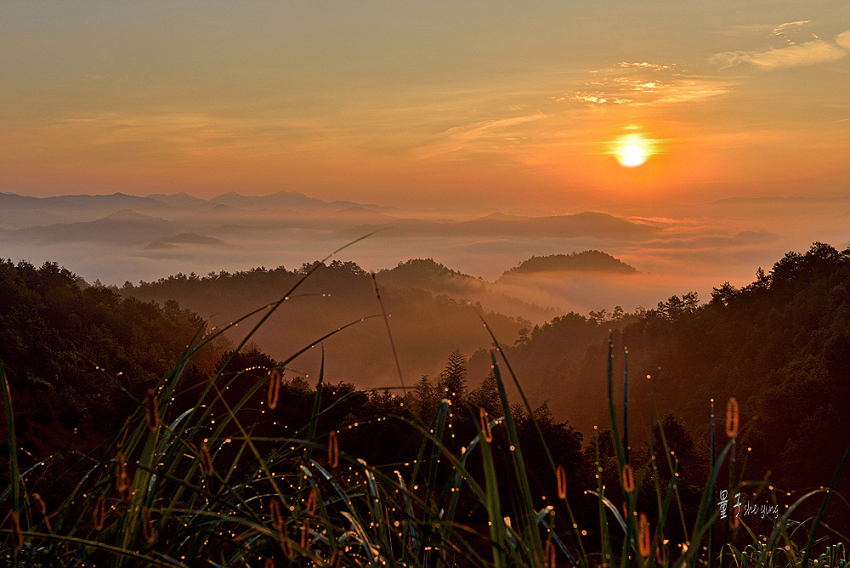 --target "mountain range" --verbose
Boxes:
[0,189,746,322]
